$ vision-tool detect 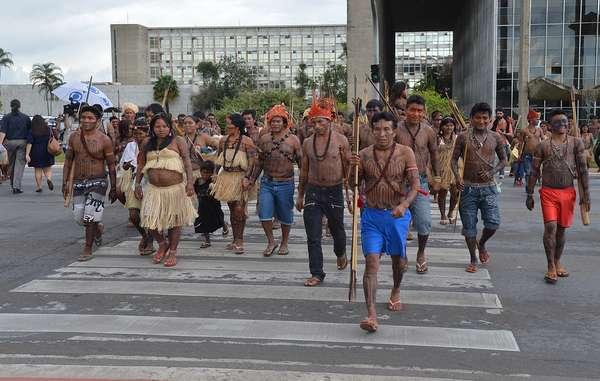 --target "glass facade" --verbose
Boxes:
[394,31,453,88]
[497,0,600,119]
[147,25,346,90]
